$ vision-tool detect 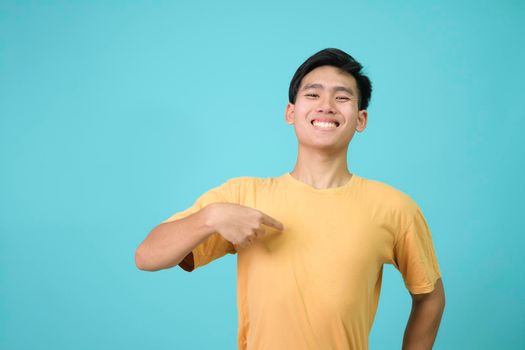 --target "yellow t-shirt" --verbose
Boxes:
[162,172,442,350]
